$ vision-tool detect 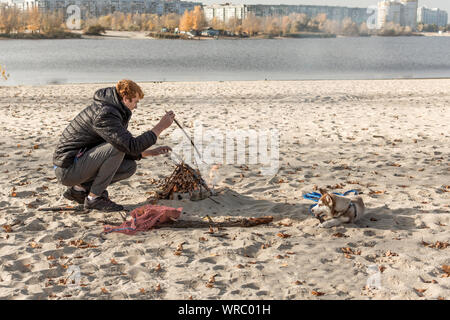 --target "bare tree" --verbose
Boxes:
[281,16,291,35]
[291,13,309,32]
[263,16,281,36]
[341,17,359,36]
[242,13,261,36]
[211,17,225,31]
[226,17,242,35]
[1,7,20,34]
